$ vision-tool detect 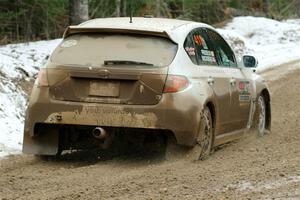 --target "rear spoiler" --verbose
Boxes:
[63,26,175,43]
